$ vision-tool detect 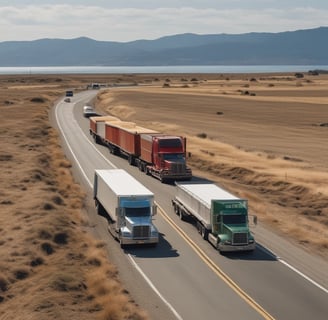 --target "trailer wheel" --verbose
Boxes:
[96,201,106,217]
[128,155,135,166]
[196,222,208,240]
[178,208,185,221]
[145,166,151,175]
[201,226,208,240]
